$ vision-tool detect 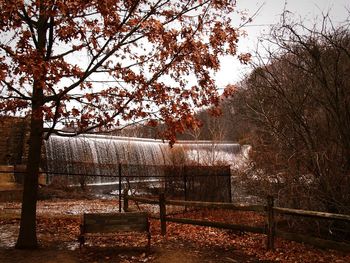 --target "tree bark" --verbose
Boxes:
[15,110,43,249]
[16,2,47,249]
